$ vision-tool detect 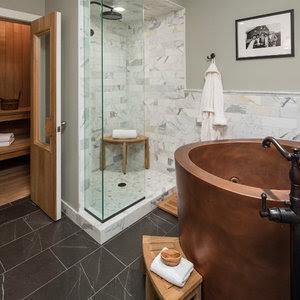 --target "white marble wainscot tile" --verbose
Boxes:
[148,88,300,175]
[188,90,300,142]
